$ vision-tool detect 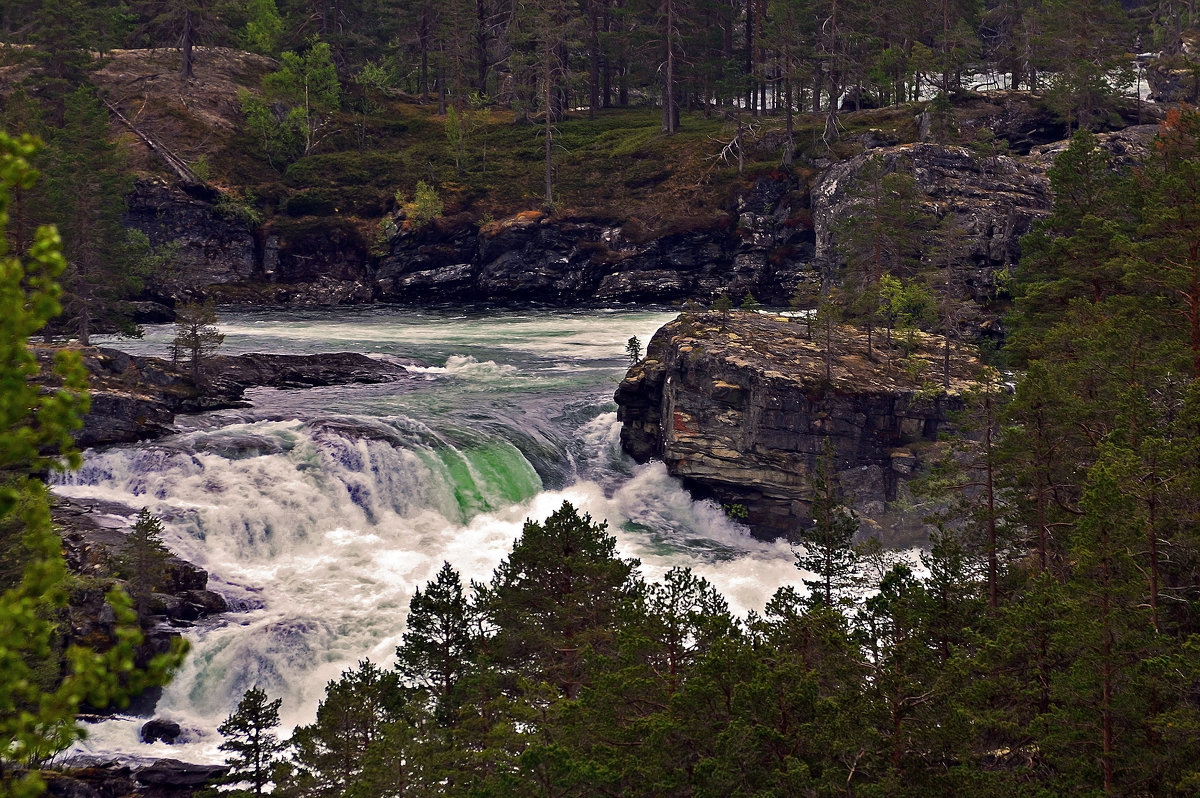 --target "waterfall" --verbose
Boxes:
[59,307,804,764]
